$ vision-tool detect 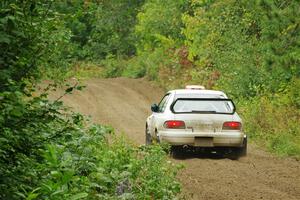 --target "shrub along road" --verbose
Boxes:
[51,77,300,200]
